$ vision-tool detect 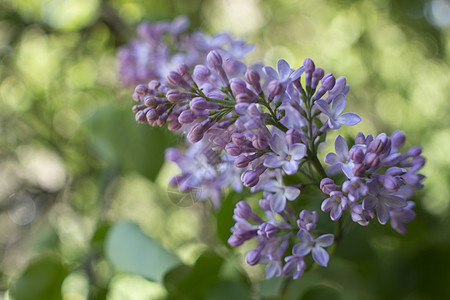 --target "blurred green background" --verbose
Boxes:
[0,0,449,299]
